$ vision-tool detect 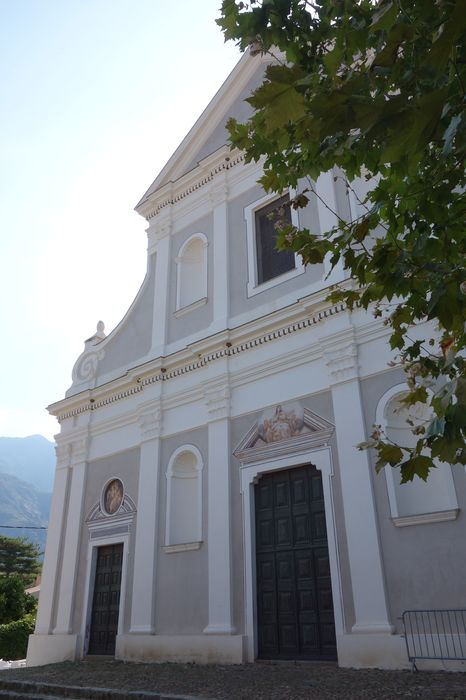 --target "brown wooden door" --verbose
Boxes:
[88,543,123,655]
[255,466,336,660]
